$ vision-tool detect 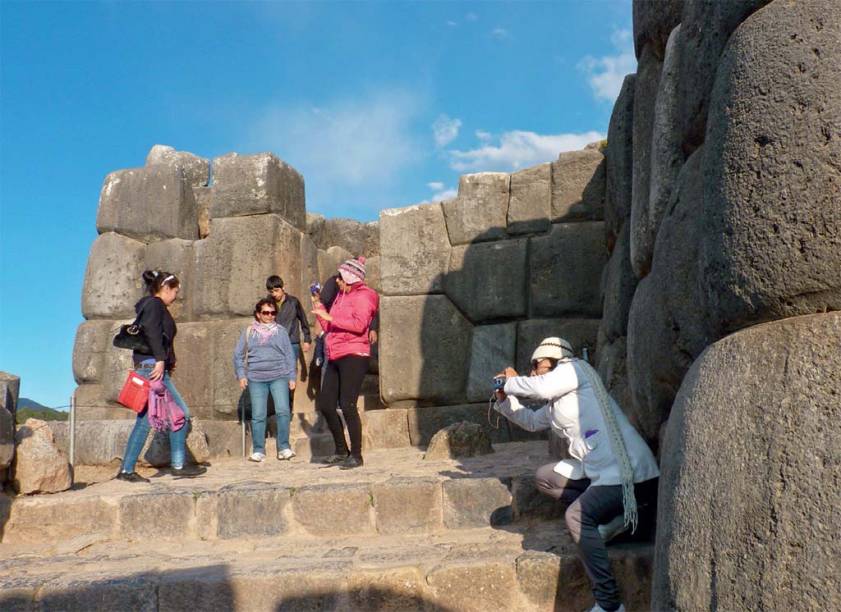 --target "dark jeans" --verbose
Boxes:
[317,355,368,459]
[535,462,658,611]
